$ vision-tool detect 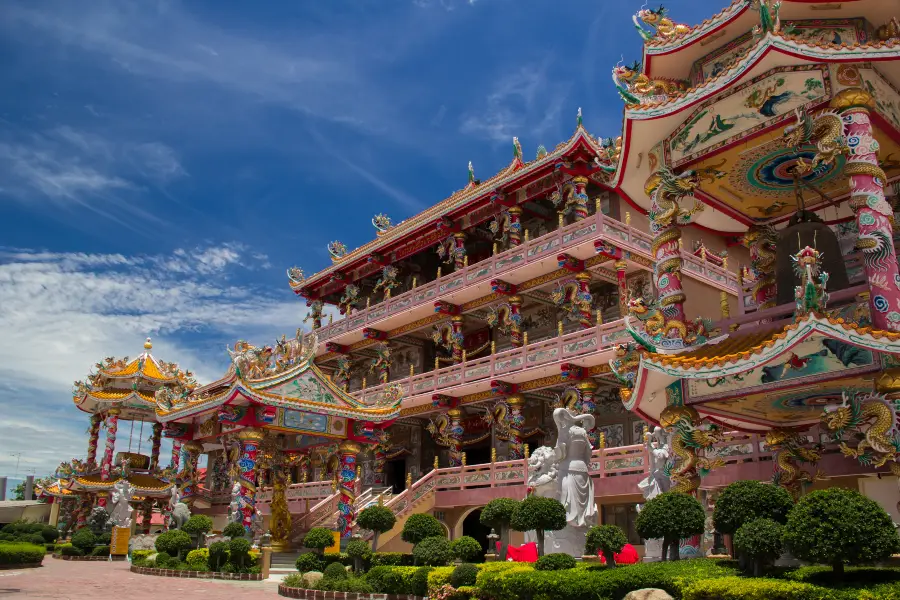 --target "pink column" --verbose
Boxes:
[572,176,589,222]
[615,260,628,317]
[506,396,525,460]
[833,88,900,331]
[149,423,163,470]
[453,232,467,271]
[507,207,523,247]
[337,441,361,538]
[237,428,264,533]
[509,296,523,348]
[99,408,120,506]
[86,414,102,468]
[649,173,695,328]
[447,409,464,467]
